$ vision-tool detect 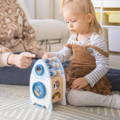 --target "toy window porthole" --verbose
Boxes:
[32,82,46,99]
[54,81,60,89]
[35,64,44,76]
